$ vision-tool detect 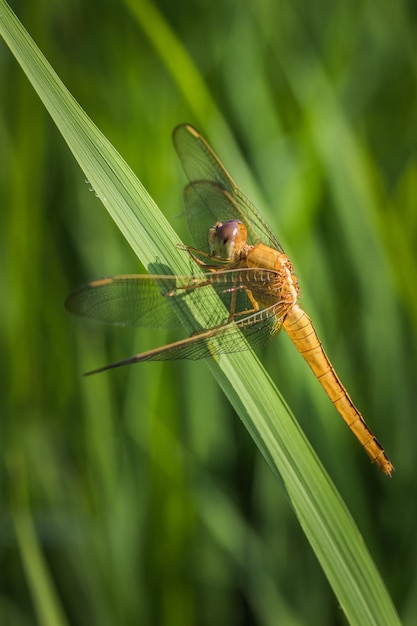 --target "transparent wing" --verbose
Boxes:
[65,269,284,331]
[172,123,282,251]
[183,181,269,254]
[85,304,283,375]
[65,275,182,328]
